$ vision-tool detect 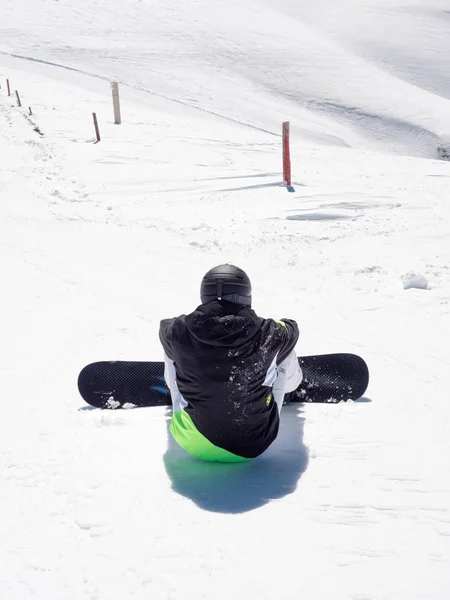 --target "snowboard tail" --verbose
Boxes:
[78,354,369,409]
